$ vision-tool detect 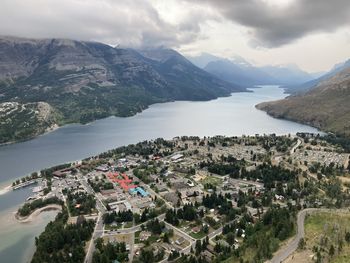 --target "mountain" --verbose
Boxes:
[204,59,277,86]
[259,64,314,85]
[284,59,350,94]
[137,48,244,99]
[188,53,314,86]
[0,36,244,143]
[187,52,222,69]
[257,66,350,137]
